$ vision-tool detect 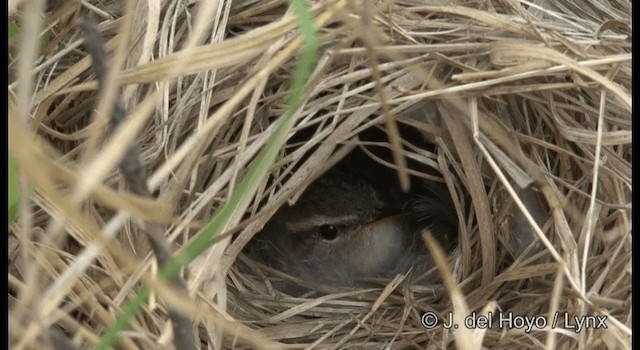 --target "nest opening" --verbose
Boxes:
[239,121,462,298]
